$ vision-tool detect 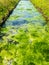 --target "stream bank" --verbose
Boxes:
[0,0,20,26]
